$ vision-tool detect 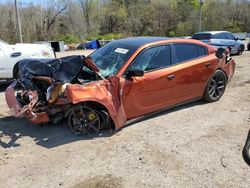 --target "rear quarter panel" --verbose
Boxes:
[219,56,235,81]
